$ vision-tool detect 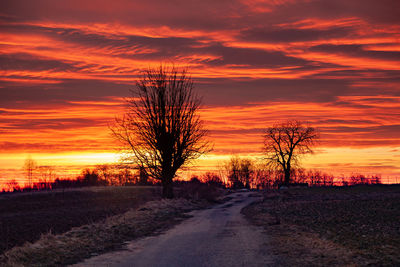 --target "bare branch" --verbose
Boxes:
[111,65,211,198]
[263,120,319,185]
